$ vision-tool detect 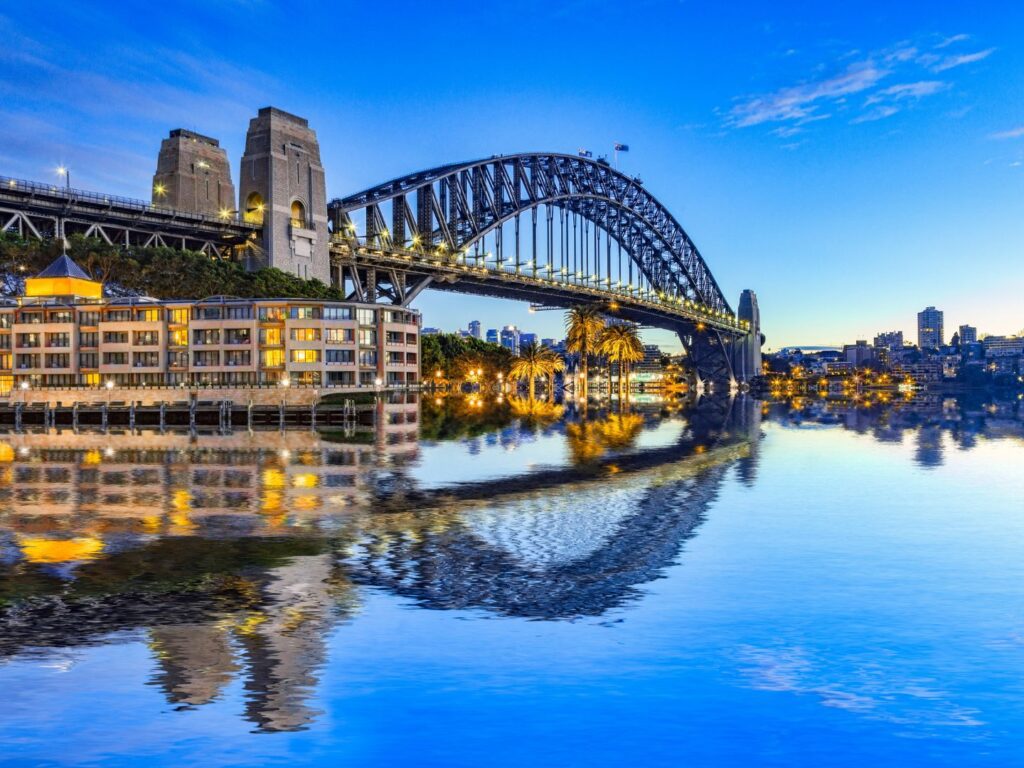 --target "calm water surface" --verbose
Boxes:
[1,395,1023,767]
